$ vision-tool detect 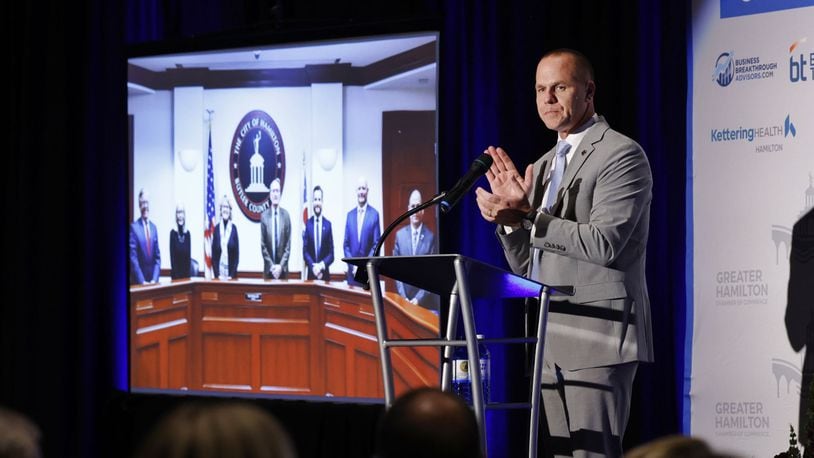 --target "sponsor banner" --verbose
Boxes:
[692,1,814,456]
[720,0,814,18]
